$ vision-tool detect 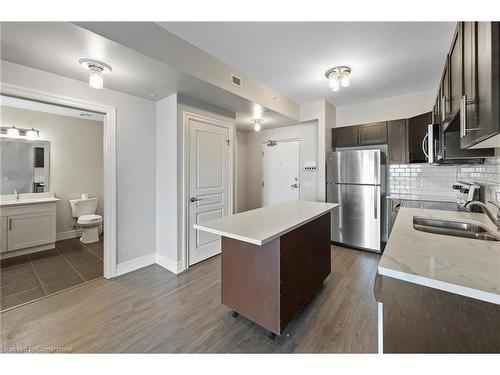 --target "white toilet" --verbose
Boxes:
[69,197,103,244]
